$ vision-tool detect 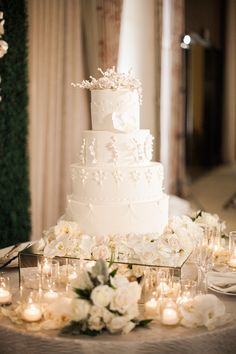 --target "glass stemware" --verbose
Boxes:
[193,226,216,294]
